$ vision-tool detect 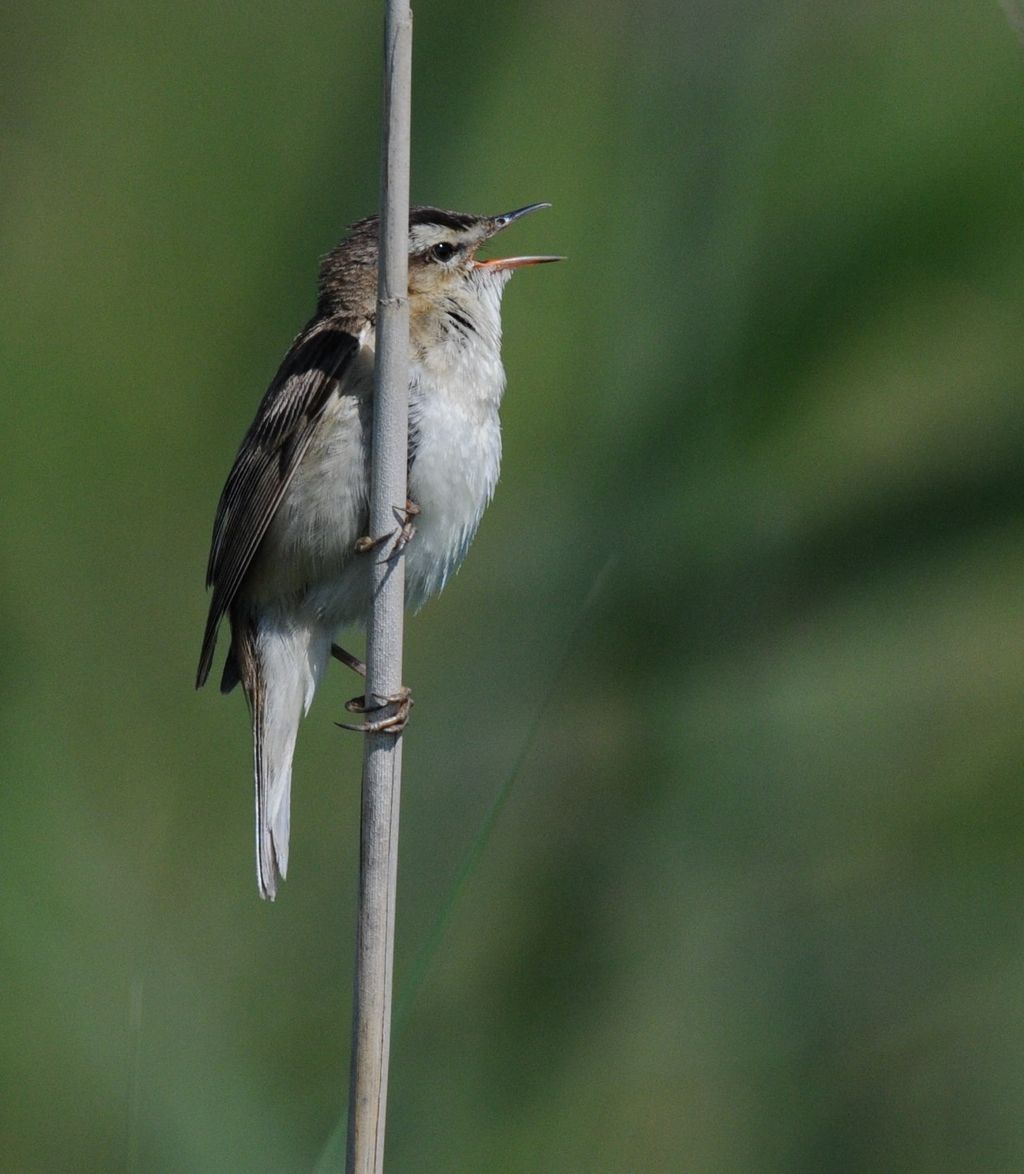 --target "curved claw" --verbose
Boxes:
[354,499,421,558]
[336,687,414,735]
